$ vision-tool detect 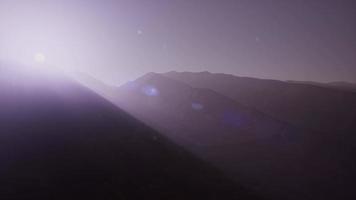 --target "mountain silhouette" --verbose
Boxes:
[0,63,261,200]
[327,81,356,92]
[287,80,356,93]
[116,72,300,146]
[164,71,356,135]
[112,71,356,200]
